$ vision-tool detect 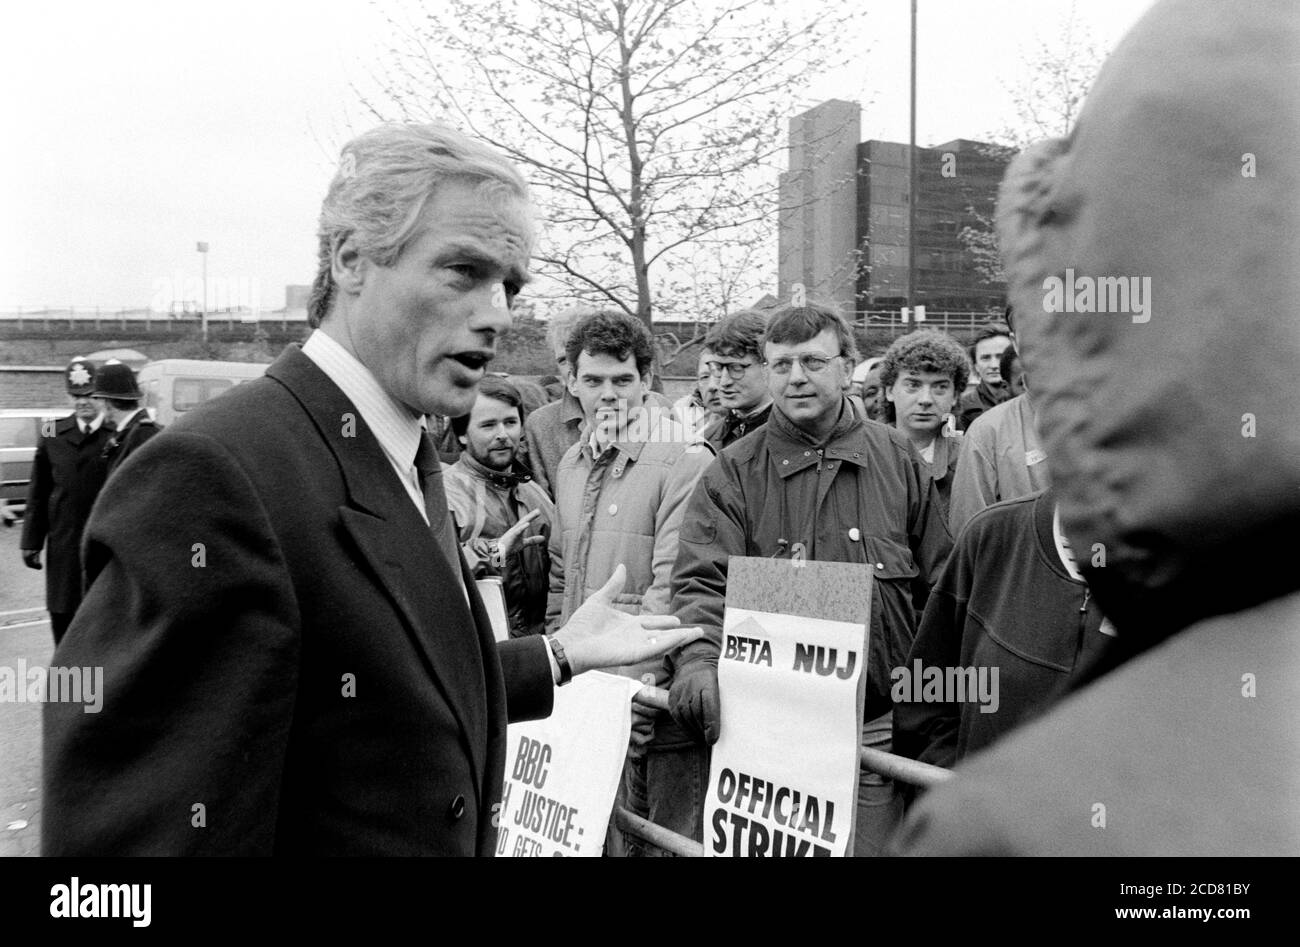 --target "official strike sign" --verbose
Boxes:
[497,671,642,857]
[706,557,872,857]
